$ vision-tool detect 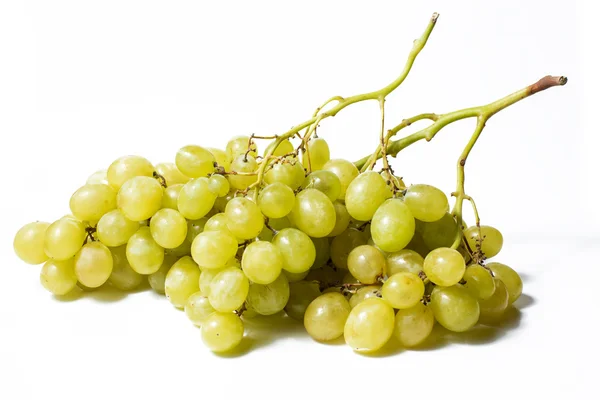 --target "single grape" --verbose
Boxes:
[241,241,283,284]
[393,302,434,347]
[386,249,424,277]
[258,182,295,219]
[246,273,290,315]
[349,286,381,309]
[264,160,304,190]
[147,255,177,294]
[164,256,201,309]
[371,199,415,253]
[464,225,503,258]
[430,285,480,332]
[44,217,86,260]
[149,208,187,249]
[207,148,230,171]
[343,272,360,284]
[225,197,264,240]
[178,177,217,220]
[208,174,230,197]
[304,292,351,341]
[302,170,341,202]
[330,228,367,269]
[191,230,238,269]
[226,136,257,161]
[198,266,226,296]
[126,226,165,275]
[487,262,522,304]
[344,298,395,352]
[86,169,108,185]
[154,162,190,186]
[463,264,496,299]
[40,258,78,295]
[423,247,466,287]
[162,184,183,210]
[107,245,143,291]
[347,245,386,284]
[228,154,258,190]
[403,184,449,222]
[186,217,208,243]
[381,272,424,309]
[264,139,294,157]
[74,241,113,288]
[322,159,359,200]
[345,171,392,222]
[175,145,216,178]
[327,201,351,237]
[405,232,430,258]
[185,292,216,326]
[416,213,459,250]
[201,312,244,352]
[208,267,249,312]
[302,137,330,171]
[478,278,509,323]
[272,228,316,273]
[69,184,117,222]
[285,281,322,320]
[290,188,336,238]
[311,237,330,270]
[107,155,154,189]
[282,269,309,282]
[117,176,163,221]
[165,240,191,258]
[14,221,50,265]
